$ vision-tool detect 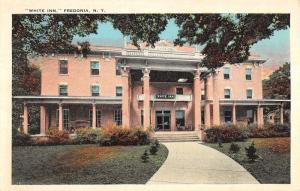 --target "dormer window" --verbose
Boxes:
[224,67,230,79]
